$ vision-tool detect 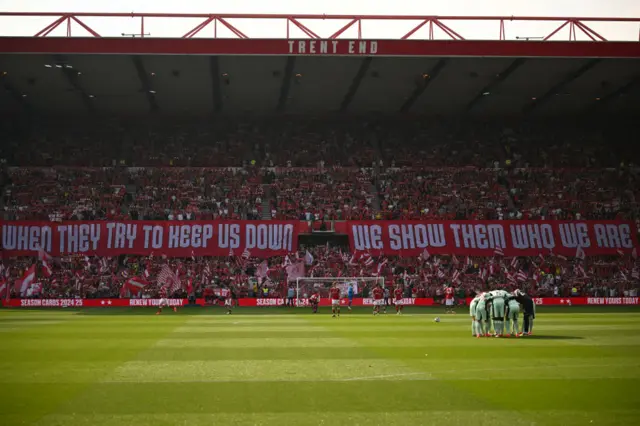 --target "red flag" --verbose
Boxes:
[421,248,430,261]
[494,247,504,256]
[241,248,251,259]
[157,264,180,290]
[15,265,36,296]
[256,261,269,278]
[575,246,586,260]
[42,259,53,277]
[0,276,8,300]
[376,258,388,275]
[37,248,52,262]
[285,261,305,281]
[122,277,150,295]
